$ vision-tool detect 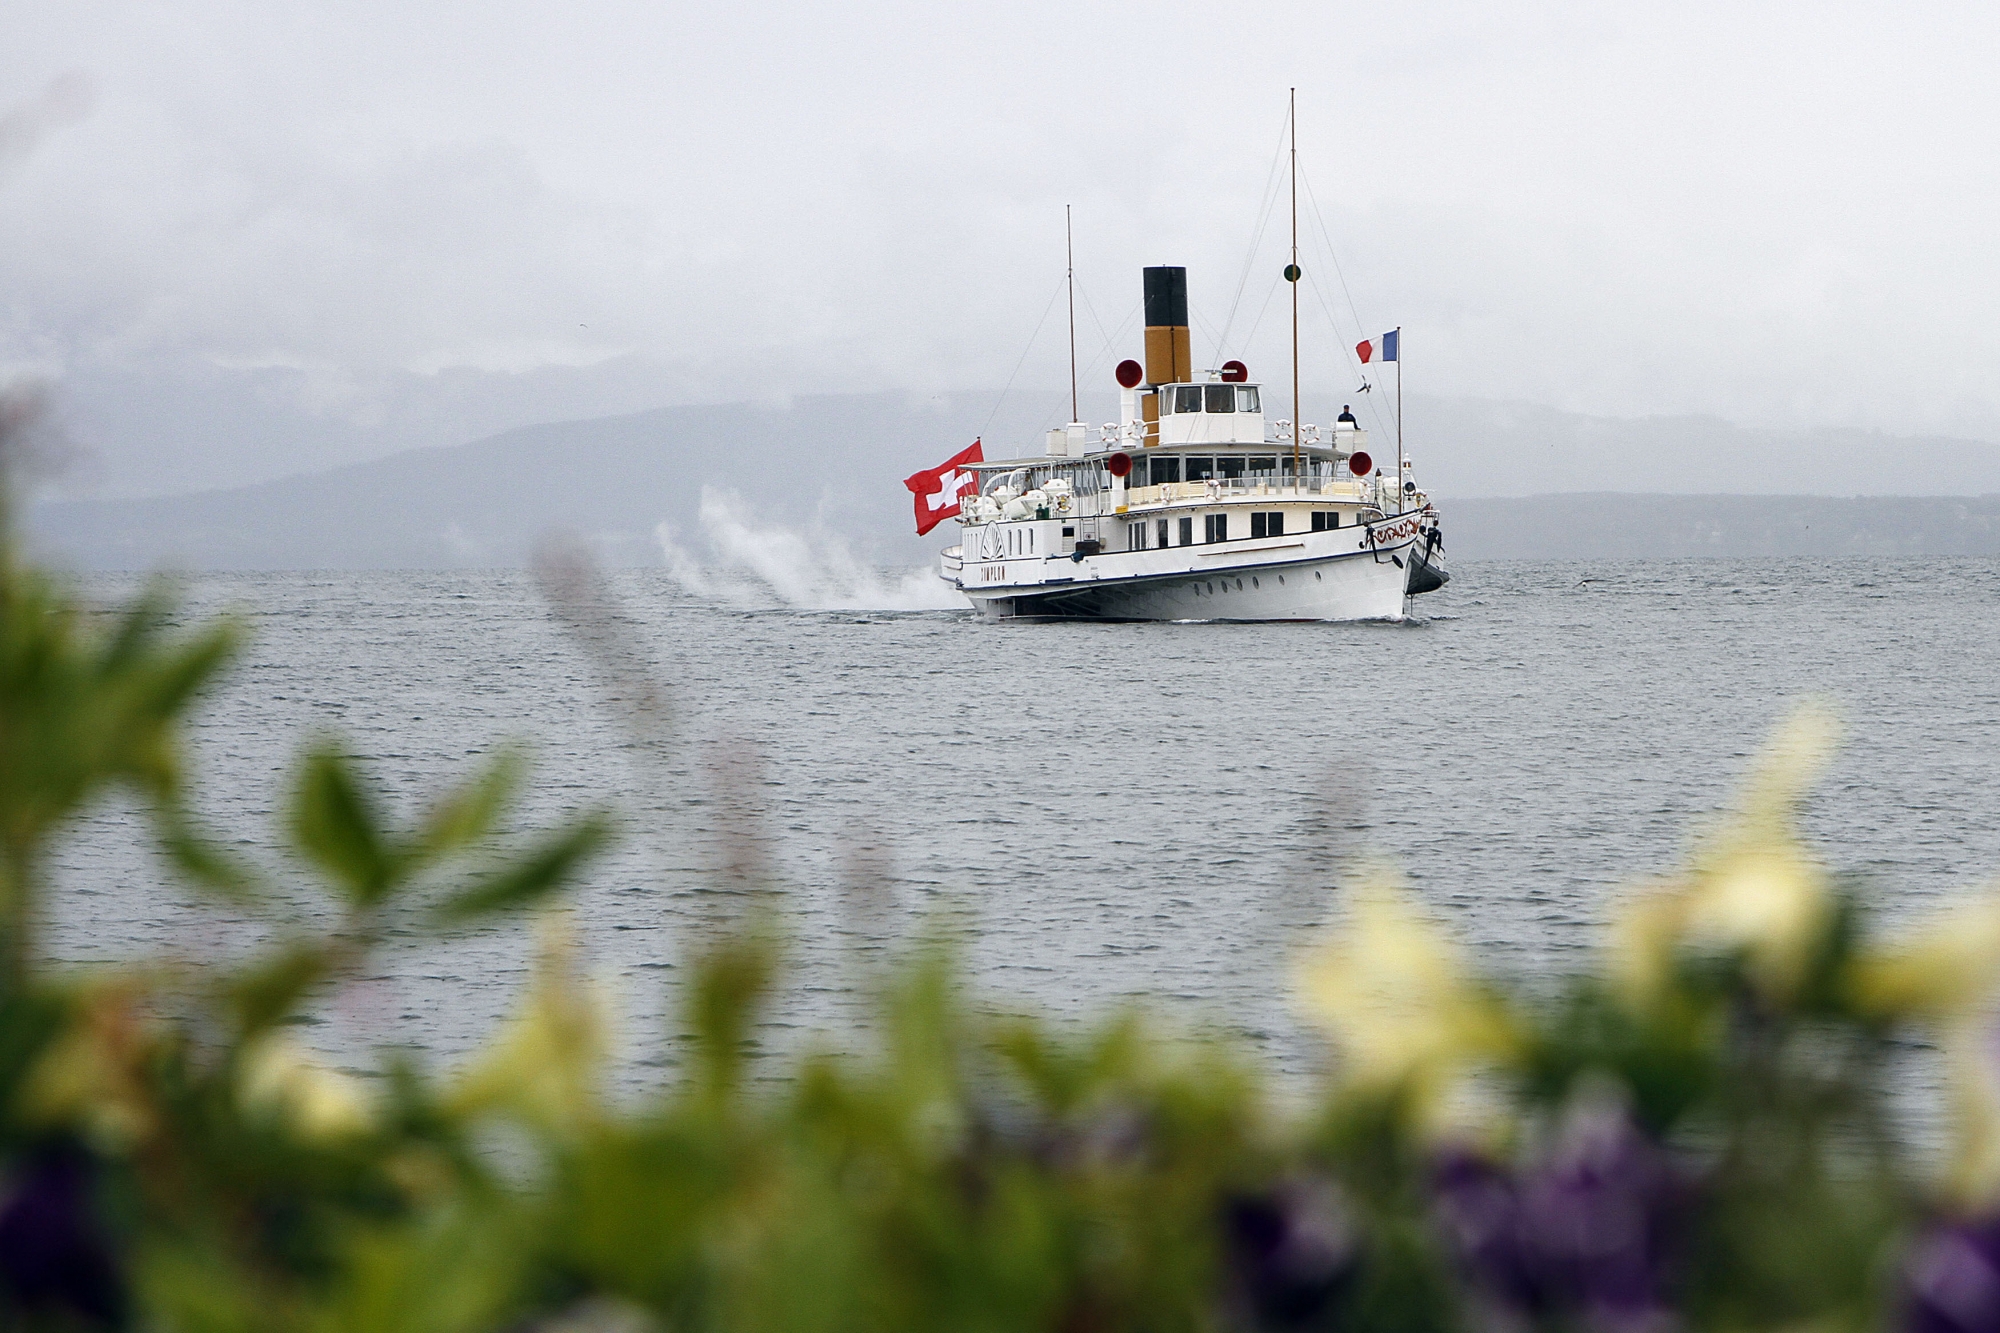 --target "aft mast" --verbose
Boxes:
[1066,205,1079,425]
[1287,89,1301,487]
